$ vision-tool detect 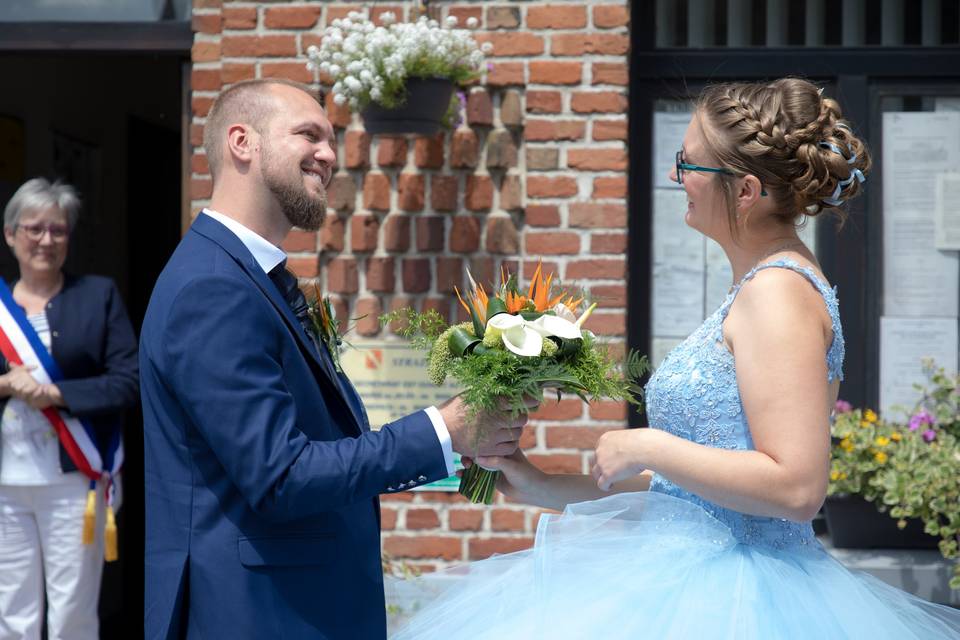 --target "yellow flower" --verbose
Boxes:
[863,409,878,423]
[890,432,902,442]
[874,451,888,464]
[859,420,870,428]
[830,470,841,481]
[874,436,890,447]
[840,437,853,452]
[839,472,847,480]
